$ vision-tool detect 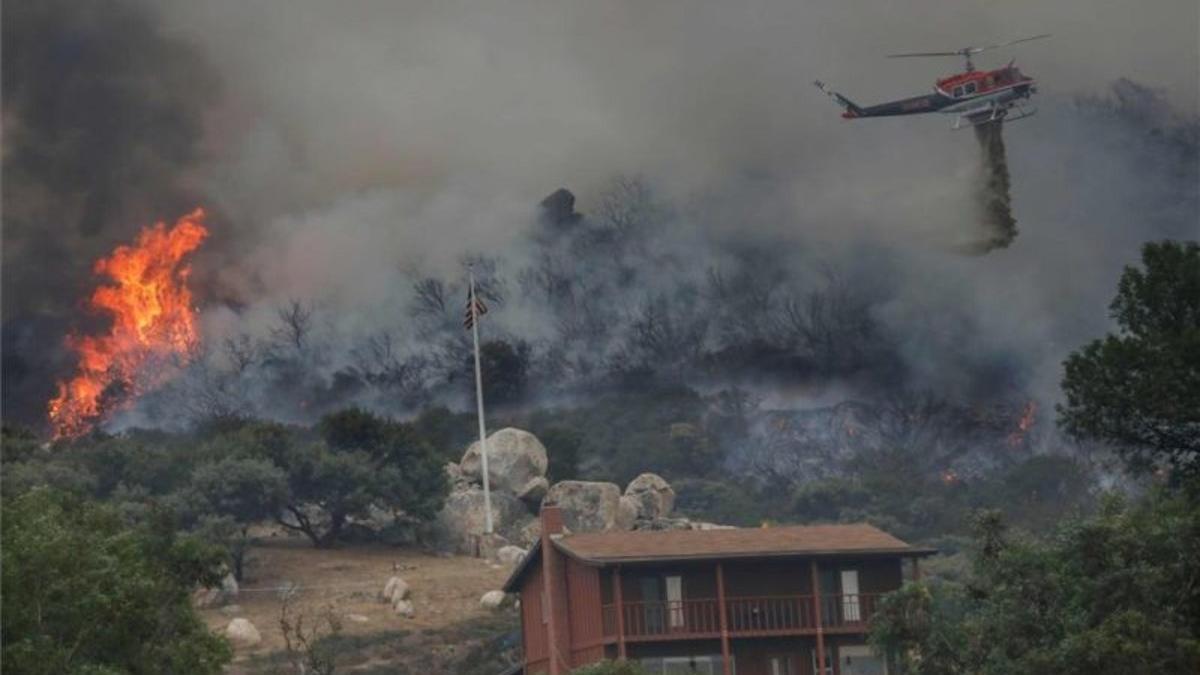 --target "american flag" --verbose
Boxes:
[463,287,488,330]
